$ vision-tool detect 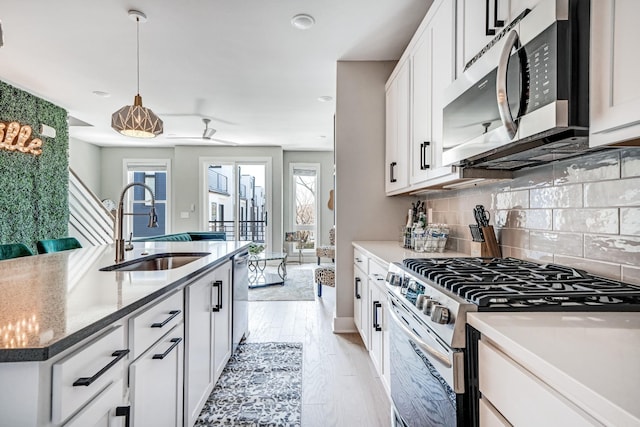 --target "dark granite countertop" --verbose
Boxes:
[0,241,249,362]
